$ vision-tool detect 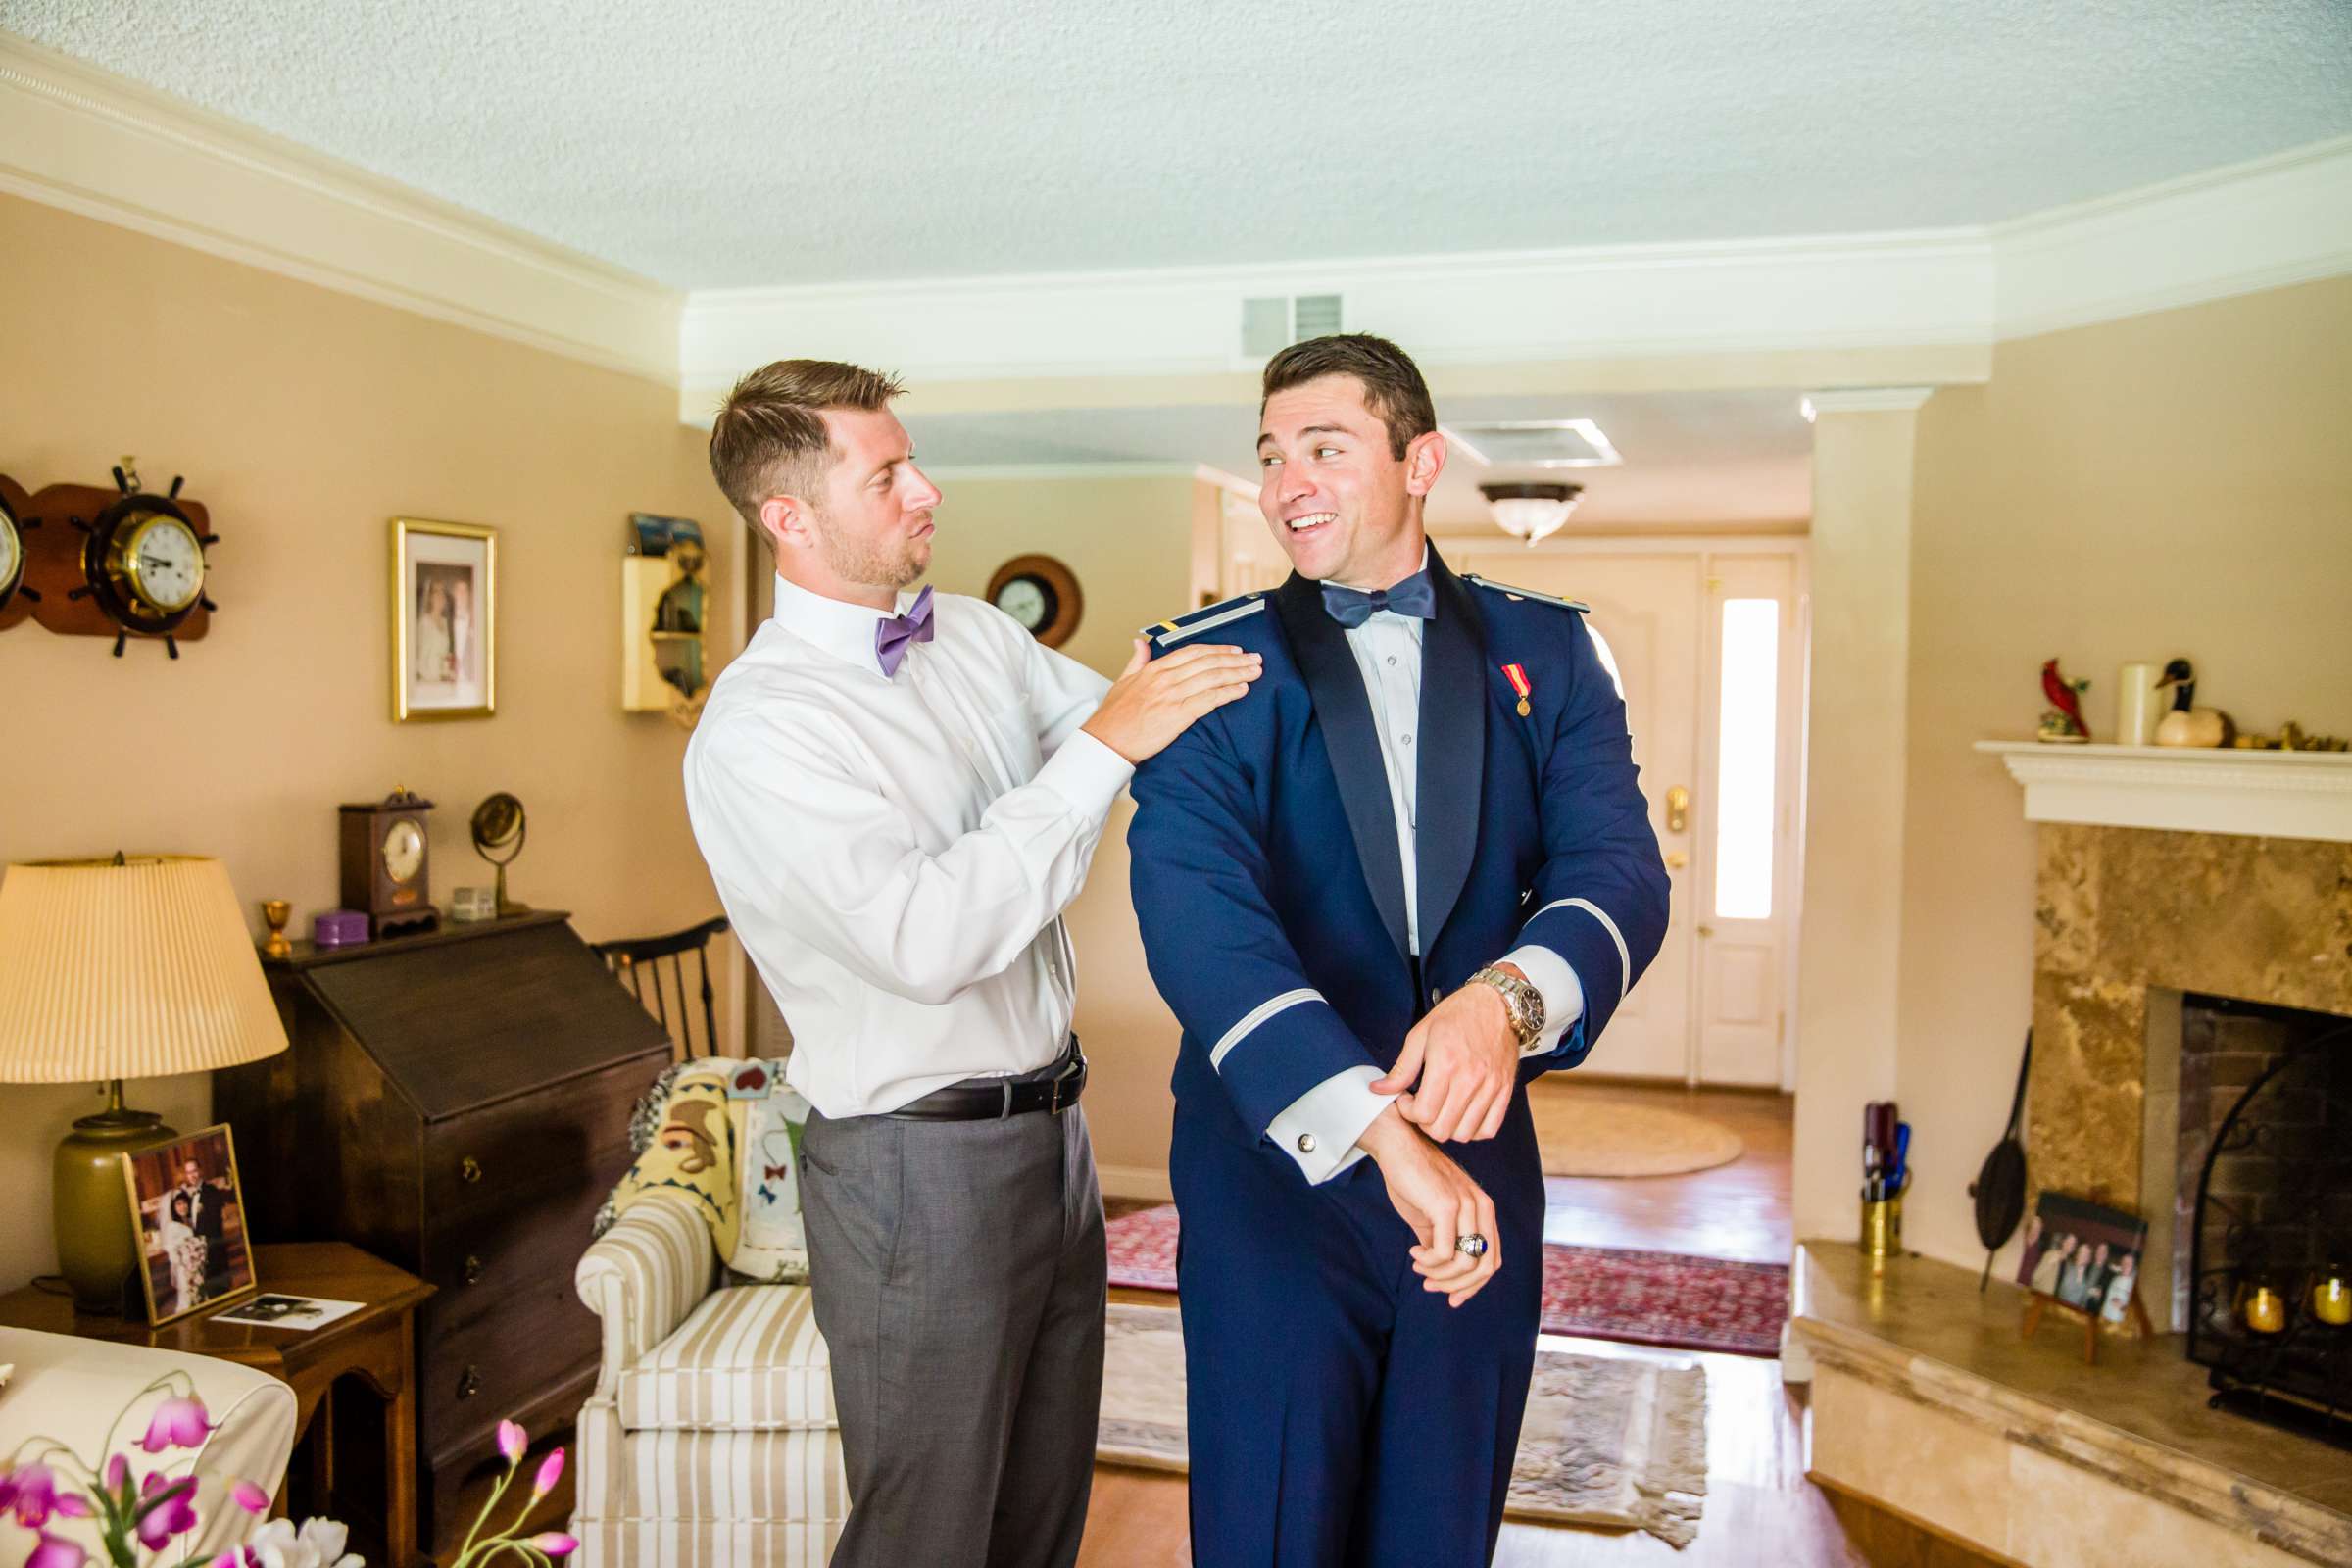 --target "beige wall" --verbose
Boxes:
[1892,275,2352,1272]
[0,193,730,1285]
[917,471,1202,1188]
